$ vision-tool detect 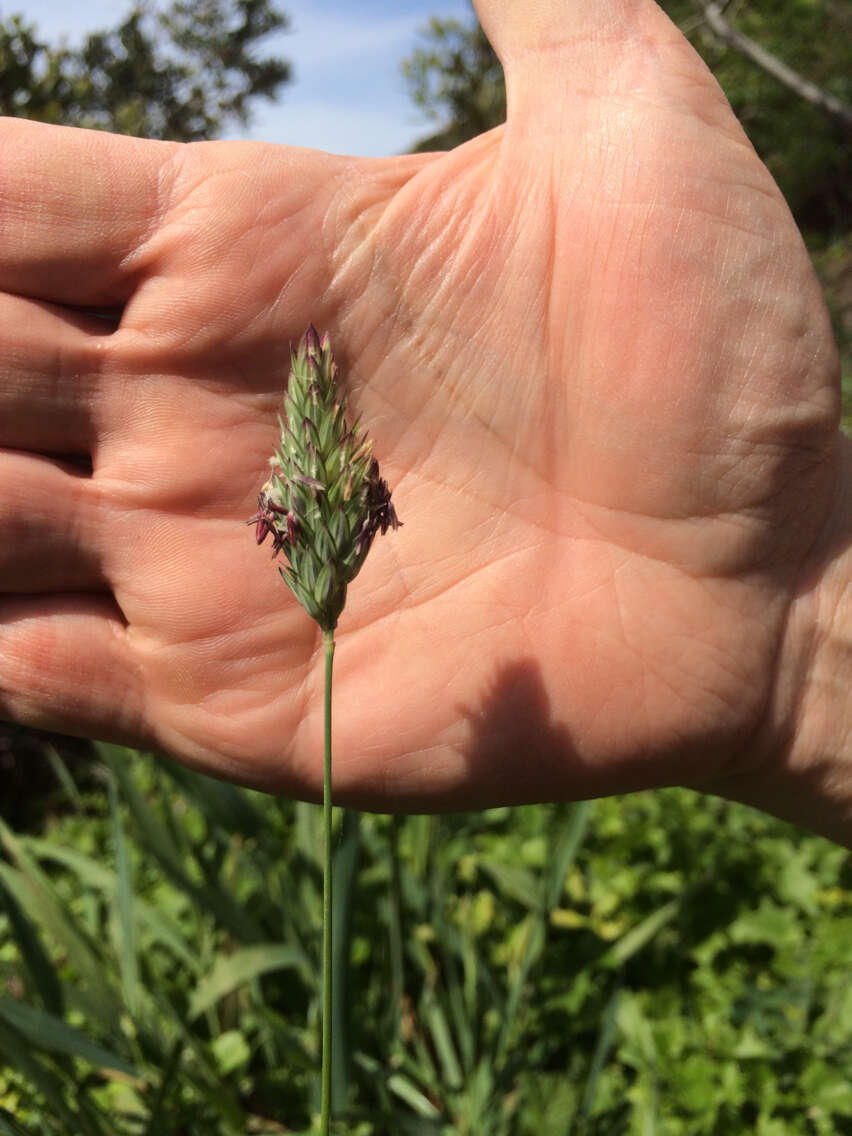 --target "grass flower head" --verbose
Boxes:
[252,325,400,631]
